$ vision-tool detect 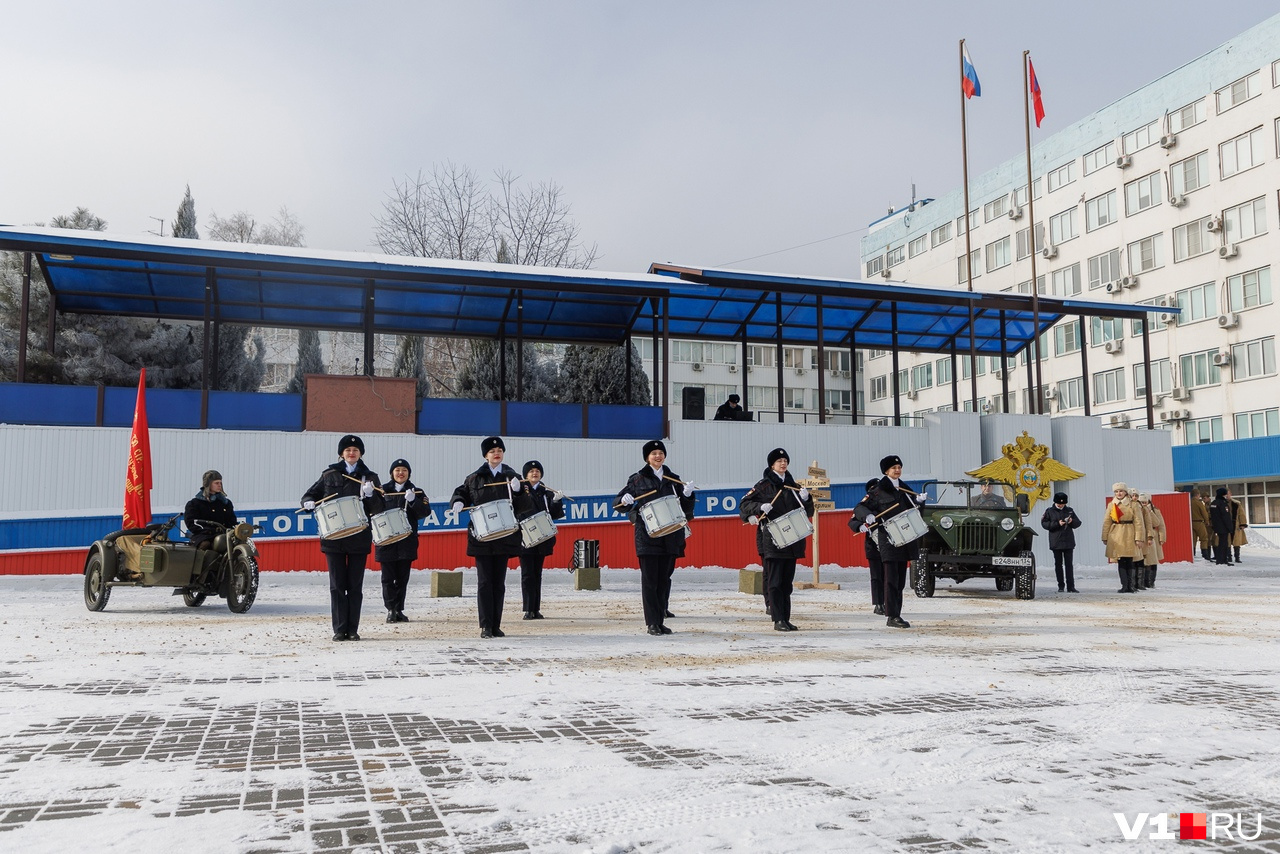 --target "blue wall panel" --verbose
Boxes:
[418,398,501,436]
[103,386,202,428]
[507,402,582,438]
[0,383,96,426]
[588,405,664,440]
[209,391,302,431]
[1173,436,1280,484]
